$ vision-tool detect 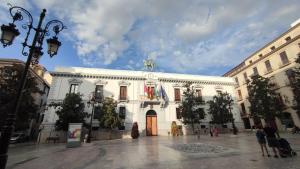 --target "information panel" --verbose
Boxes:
[66,123,82,148]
